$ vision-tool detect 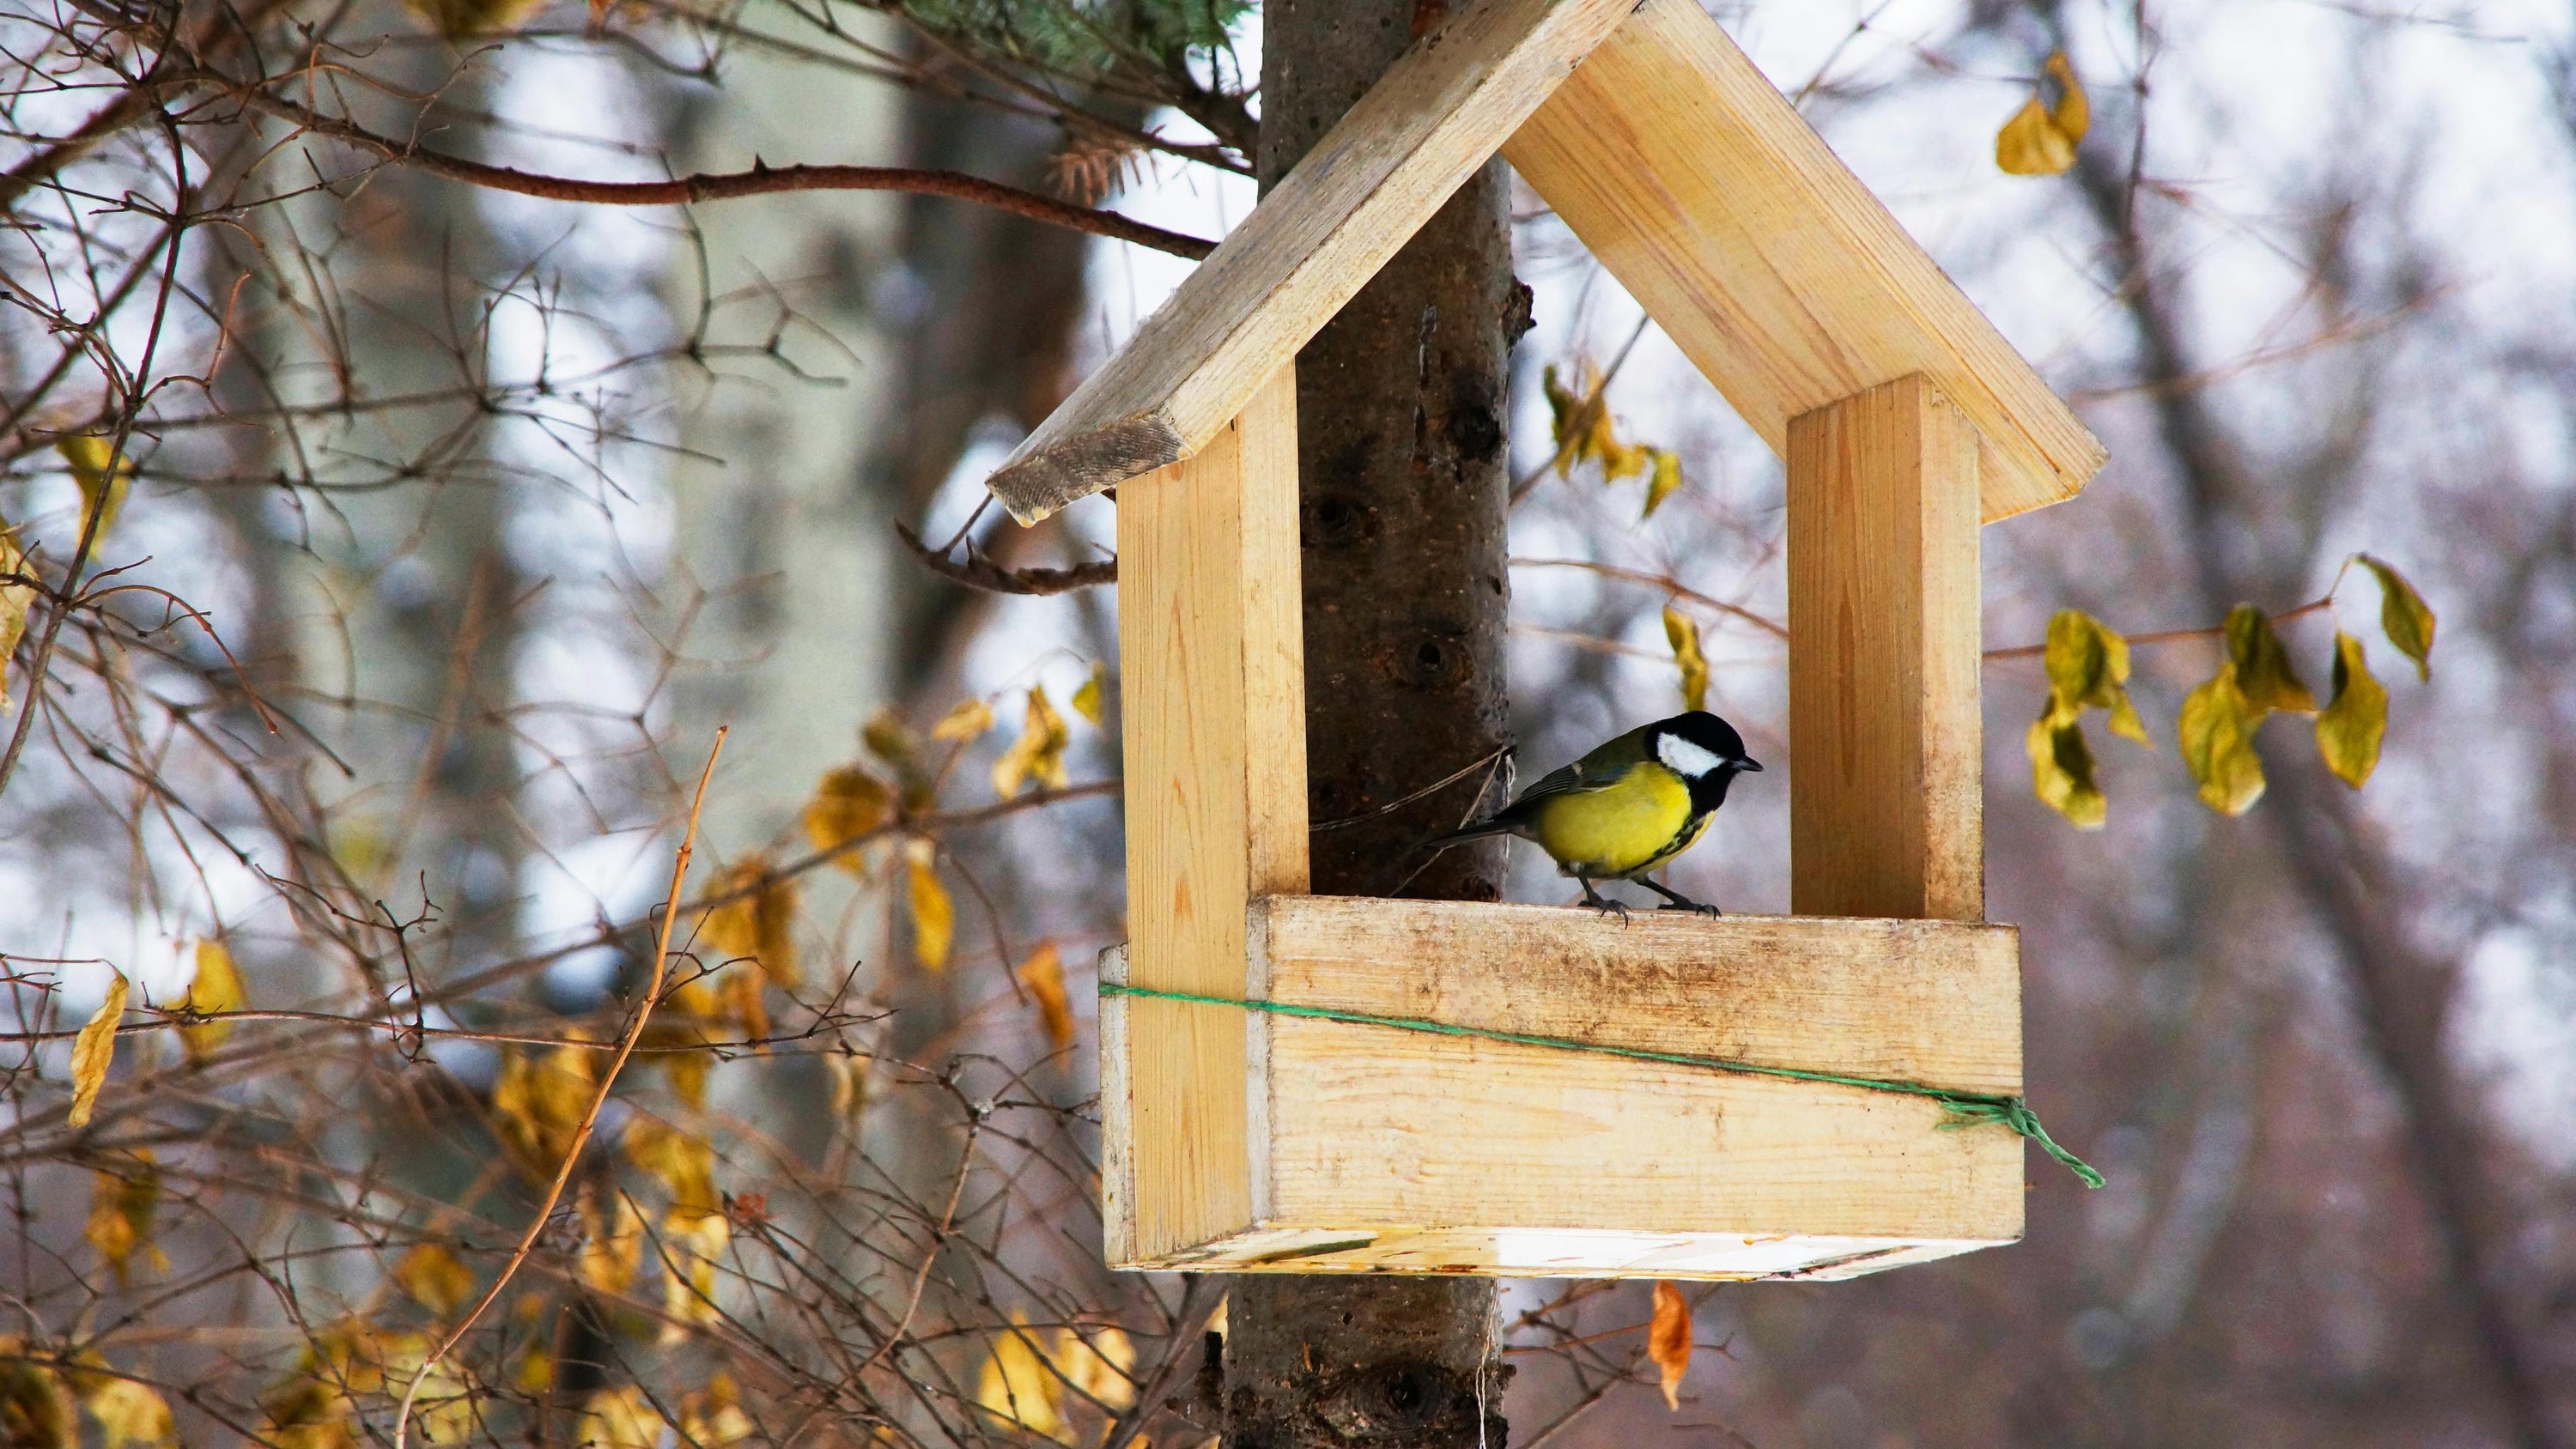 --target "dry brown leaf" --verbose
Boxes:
[1018,943,1075,1052]
[183,937,244,1064]
[1648,1280,1691,1411]
[68,970,127,1128]
[1662,607,1709,713]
